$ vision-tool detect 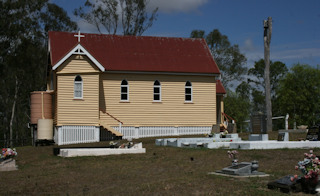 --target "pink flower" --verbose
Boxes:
[290,177,294,182]
[295,166,299,170]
